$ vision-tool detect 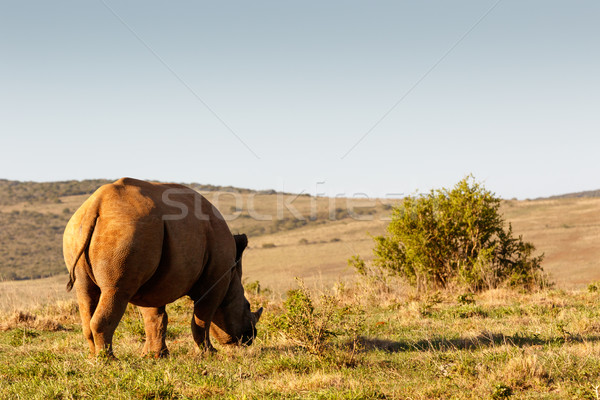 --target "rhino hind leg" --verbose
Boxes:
[140,305,169,357]
[89,288,130,357]
[74,268,101,357]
